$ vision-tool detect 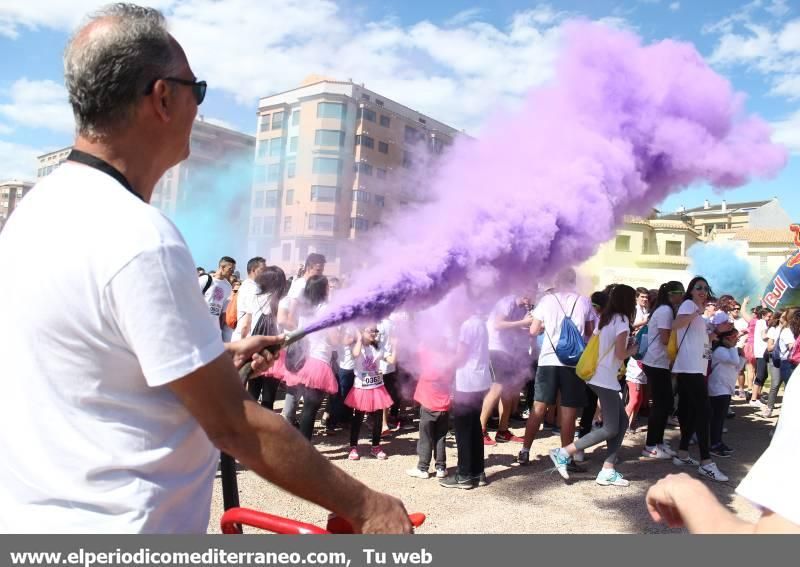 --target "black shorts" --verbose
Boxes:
[533,365,587,408]
[755,355,769,387]
[489,351,528,388]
